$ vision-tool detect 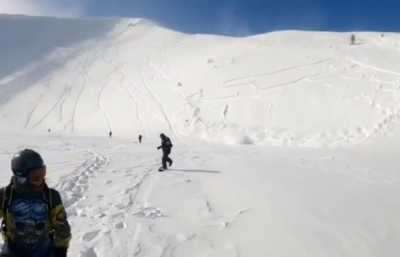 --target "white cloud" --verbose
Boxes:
[0,0,85,17]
